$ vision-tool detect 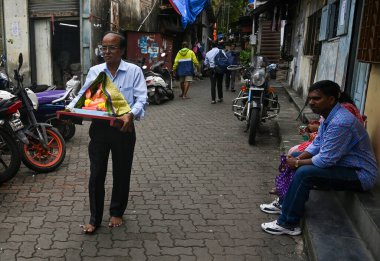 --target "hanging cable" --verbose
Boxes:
[137,0,159,32]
